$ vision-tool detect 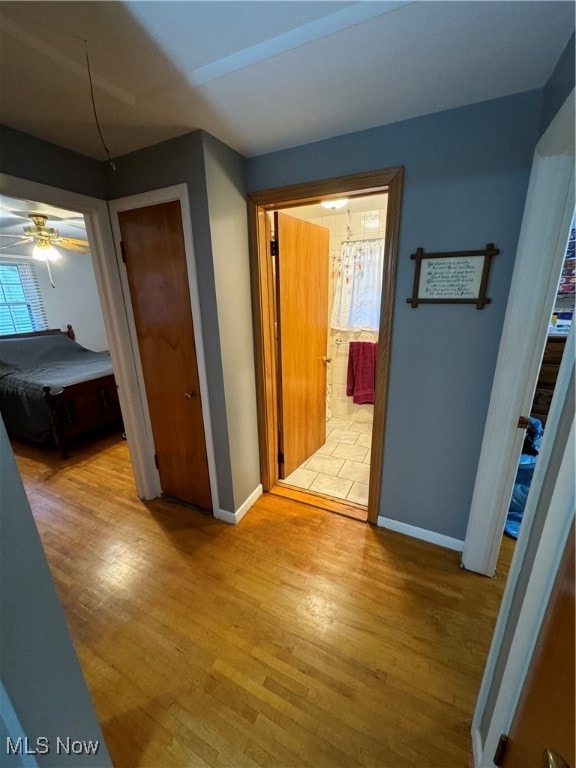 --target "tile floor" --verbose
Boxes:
[280,417,372,506]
